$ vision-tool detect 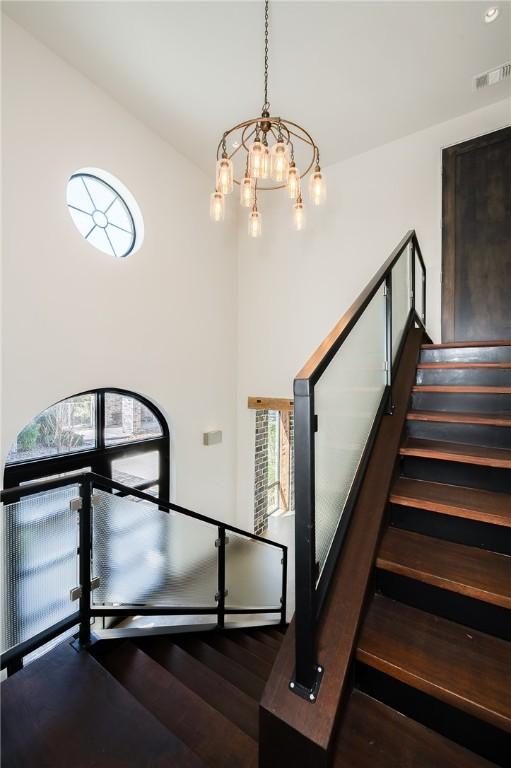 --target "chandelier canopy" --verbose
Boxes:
[210,0,326,236]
